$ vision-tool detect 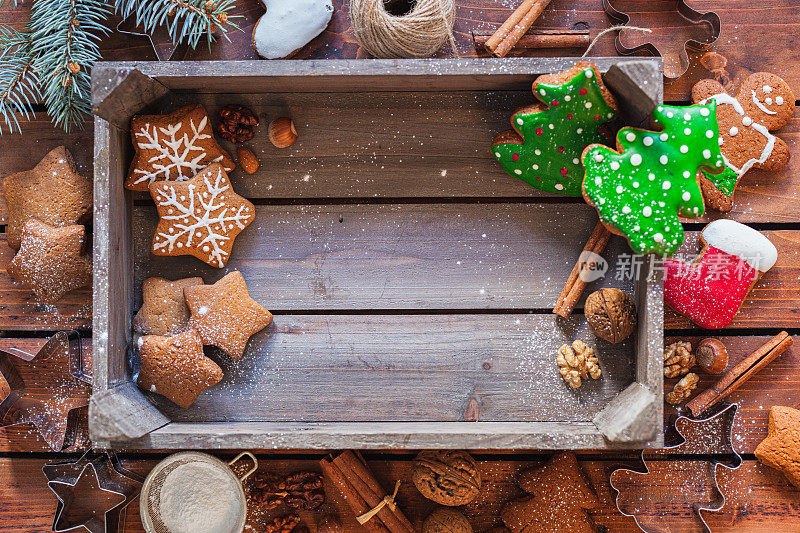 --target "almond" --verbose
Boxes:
[237,146,259,174]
